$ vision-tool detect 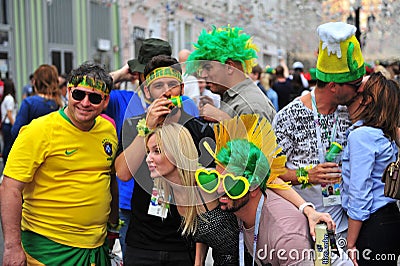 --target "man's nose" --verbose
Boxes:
[81,94,91,105]
[200,69,209,78]
[217,180,225,195]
